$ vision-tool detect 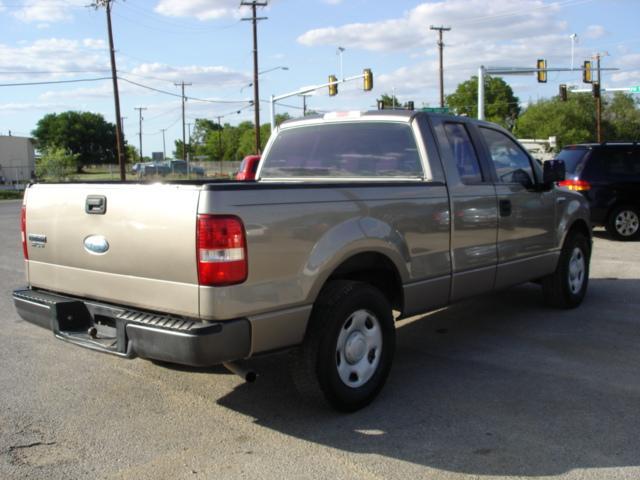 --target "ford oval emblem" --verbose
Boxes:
[83,235,110,255]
